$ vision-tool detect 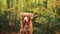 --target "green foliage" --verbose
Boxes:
[0,0,60,34]
[56,6,60,15]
